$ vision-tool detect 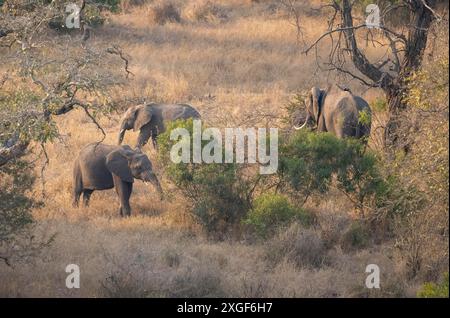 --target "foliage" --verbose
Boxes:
[0,161,35,242]
[282,92,307,127]
[0,160,50,265]
[0,89,58,145]
[417,273,449,298]
[358,108,371,126]
[158,119,254,237]
[402,57,449,208]
[279,130,386,215]
[388,52,449,277]
[244,193,313,238]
